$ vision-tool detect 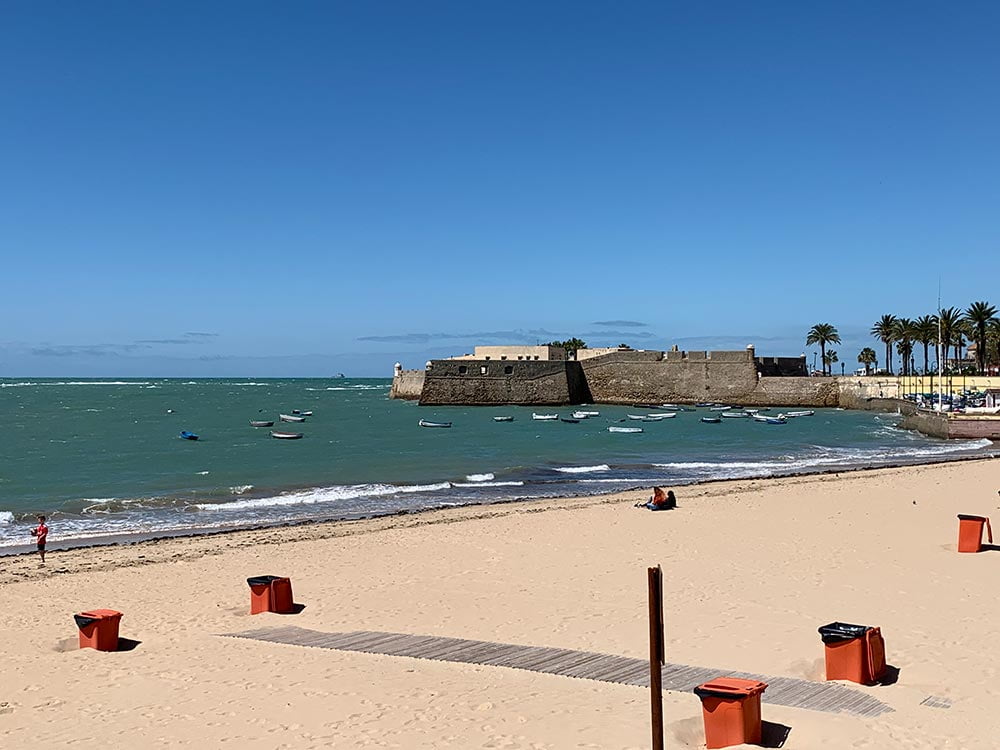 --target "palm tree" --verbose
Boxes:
[870,315,897,375]
[963,301,999,374]
[914,315,937,374]
[823,350,839,374]
[806,324,841,376]
[892,318,915,375]
[858,347,877,375]
[938,306,962,371]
